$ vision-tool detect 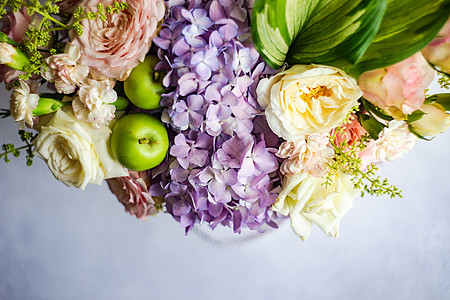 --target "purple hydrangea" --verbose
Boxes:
[152,0,283,233]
